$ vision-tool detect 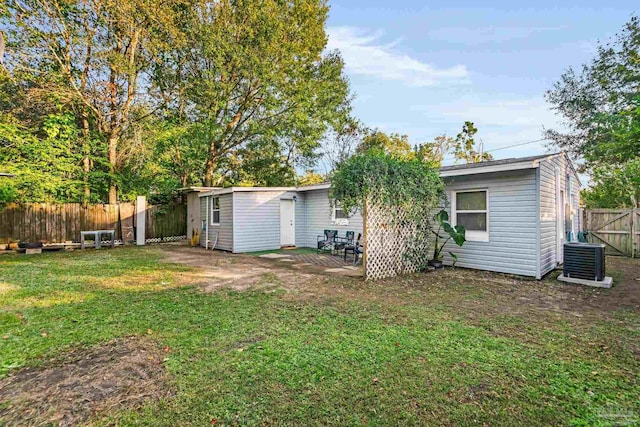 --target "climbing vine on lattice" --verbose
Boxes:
[330,149,445,280]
